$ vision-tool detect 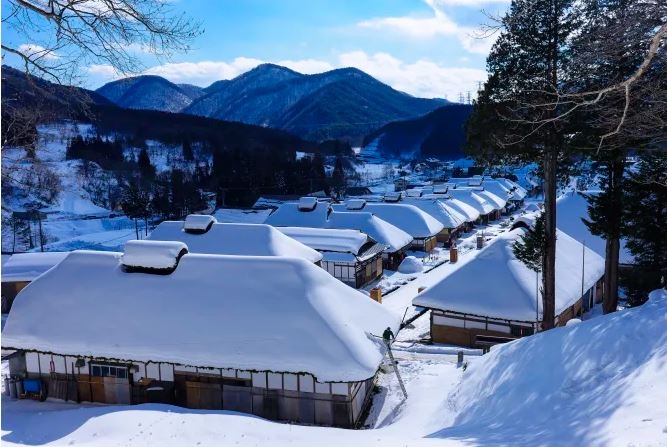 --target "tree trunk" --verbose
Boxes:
[603,238,620,313]
[603,156,625,313]
[541,147,558,330]
[134,218,139,240]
